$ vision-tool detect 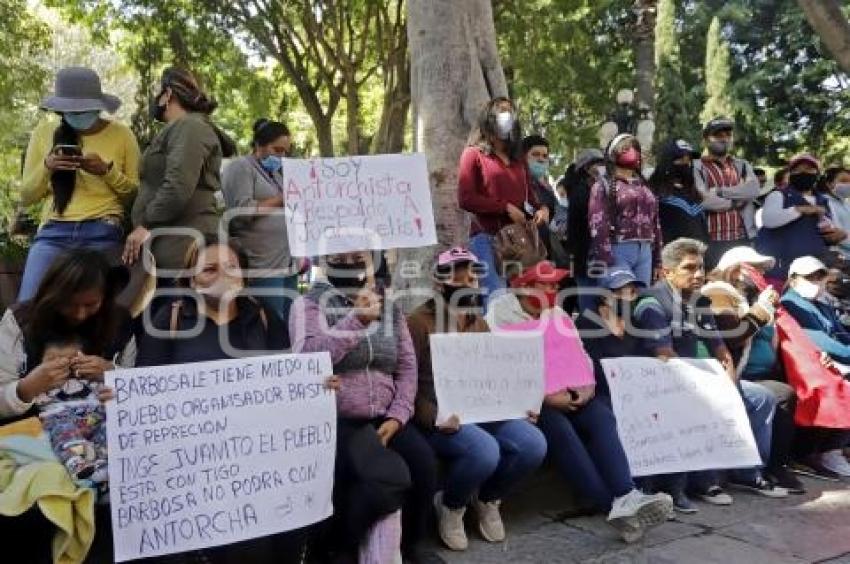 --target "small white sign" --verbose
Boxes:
[602,357,761,477]
[430,333,545,425]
